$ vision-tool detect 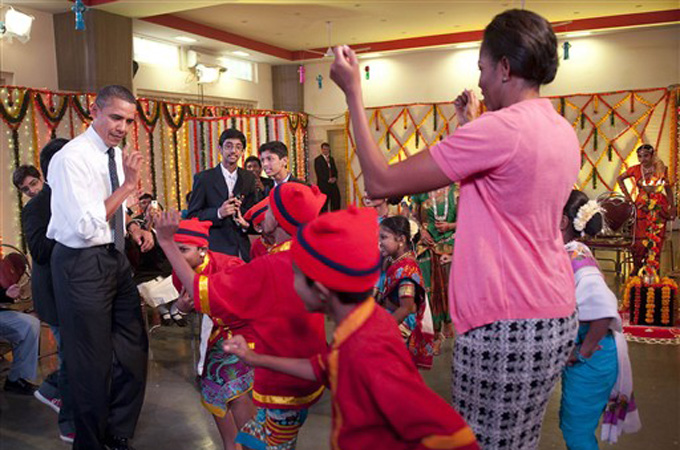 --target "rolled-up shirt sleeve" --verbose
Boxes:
[49,154,109,242]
